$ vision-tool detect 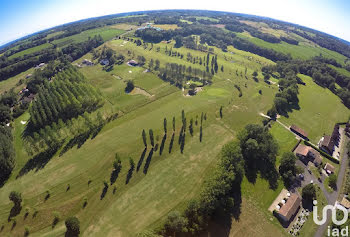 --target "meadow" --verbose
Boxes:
[8,43,53,59]
[278,74,349,144]
[0,18,349,237]
[51,27,125,48]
